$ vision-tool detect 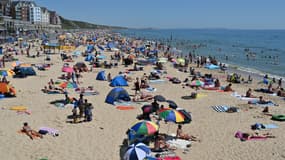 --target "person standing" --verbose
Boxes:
[134,77,140,95]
